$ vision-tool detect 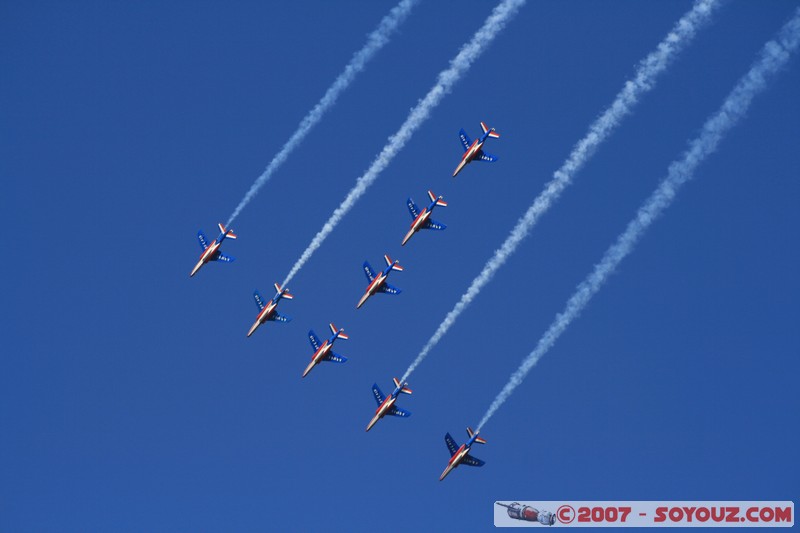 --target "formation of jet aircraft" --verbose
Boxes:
[191,122,501,480]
